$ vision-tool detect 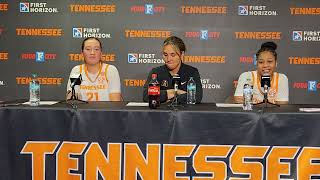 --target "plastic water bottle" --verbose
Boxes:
[29,74,40,106]
[187,77,196,104]
[243,78,253,110]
